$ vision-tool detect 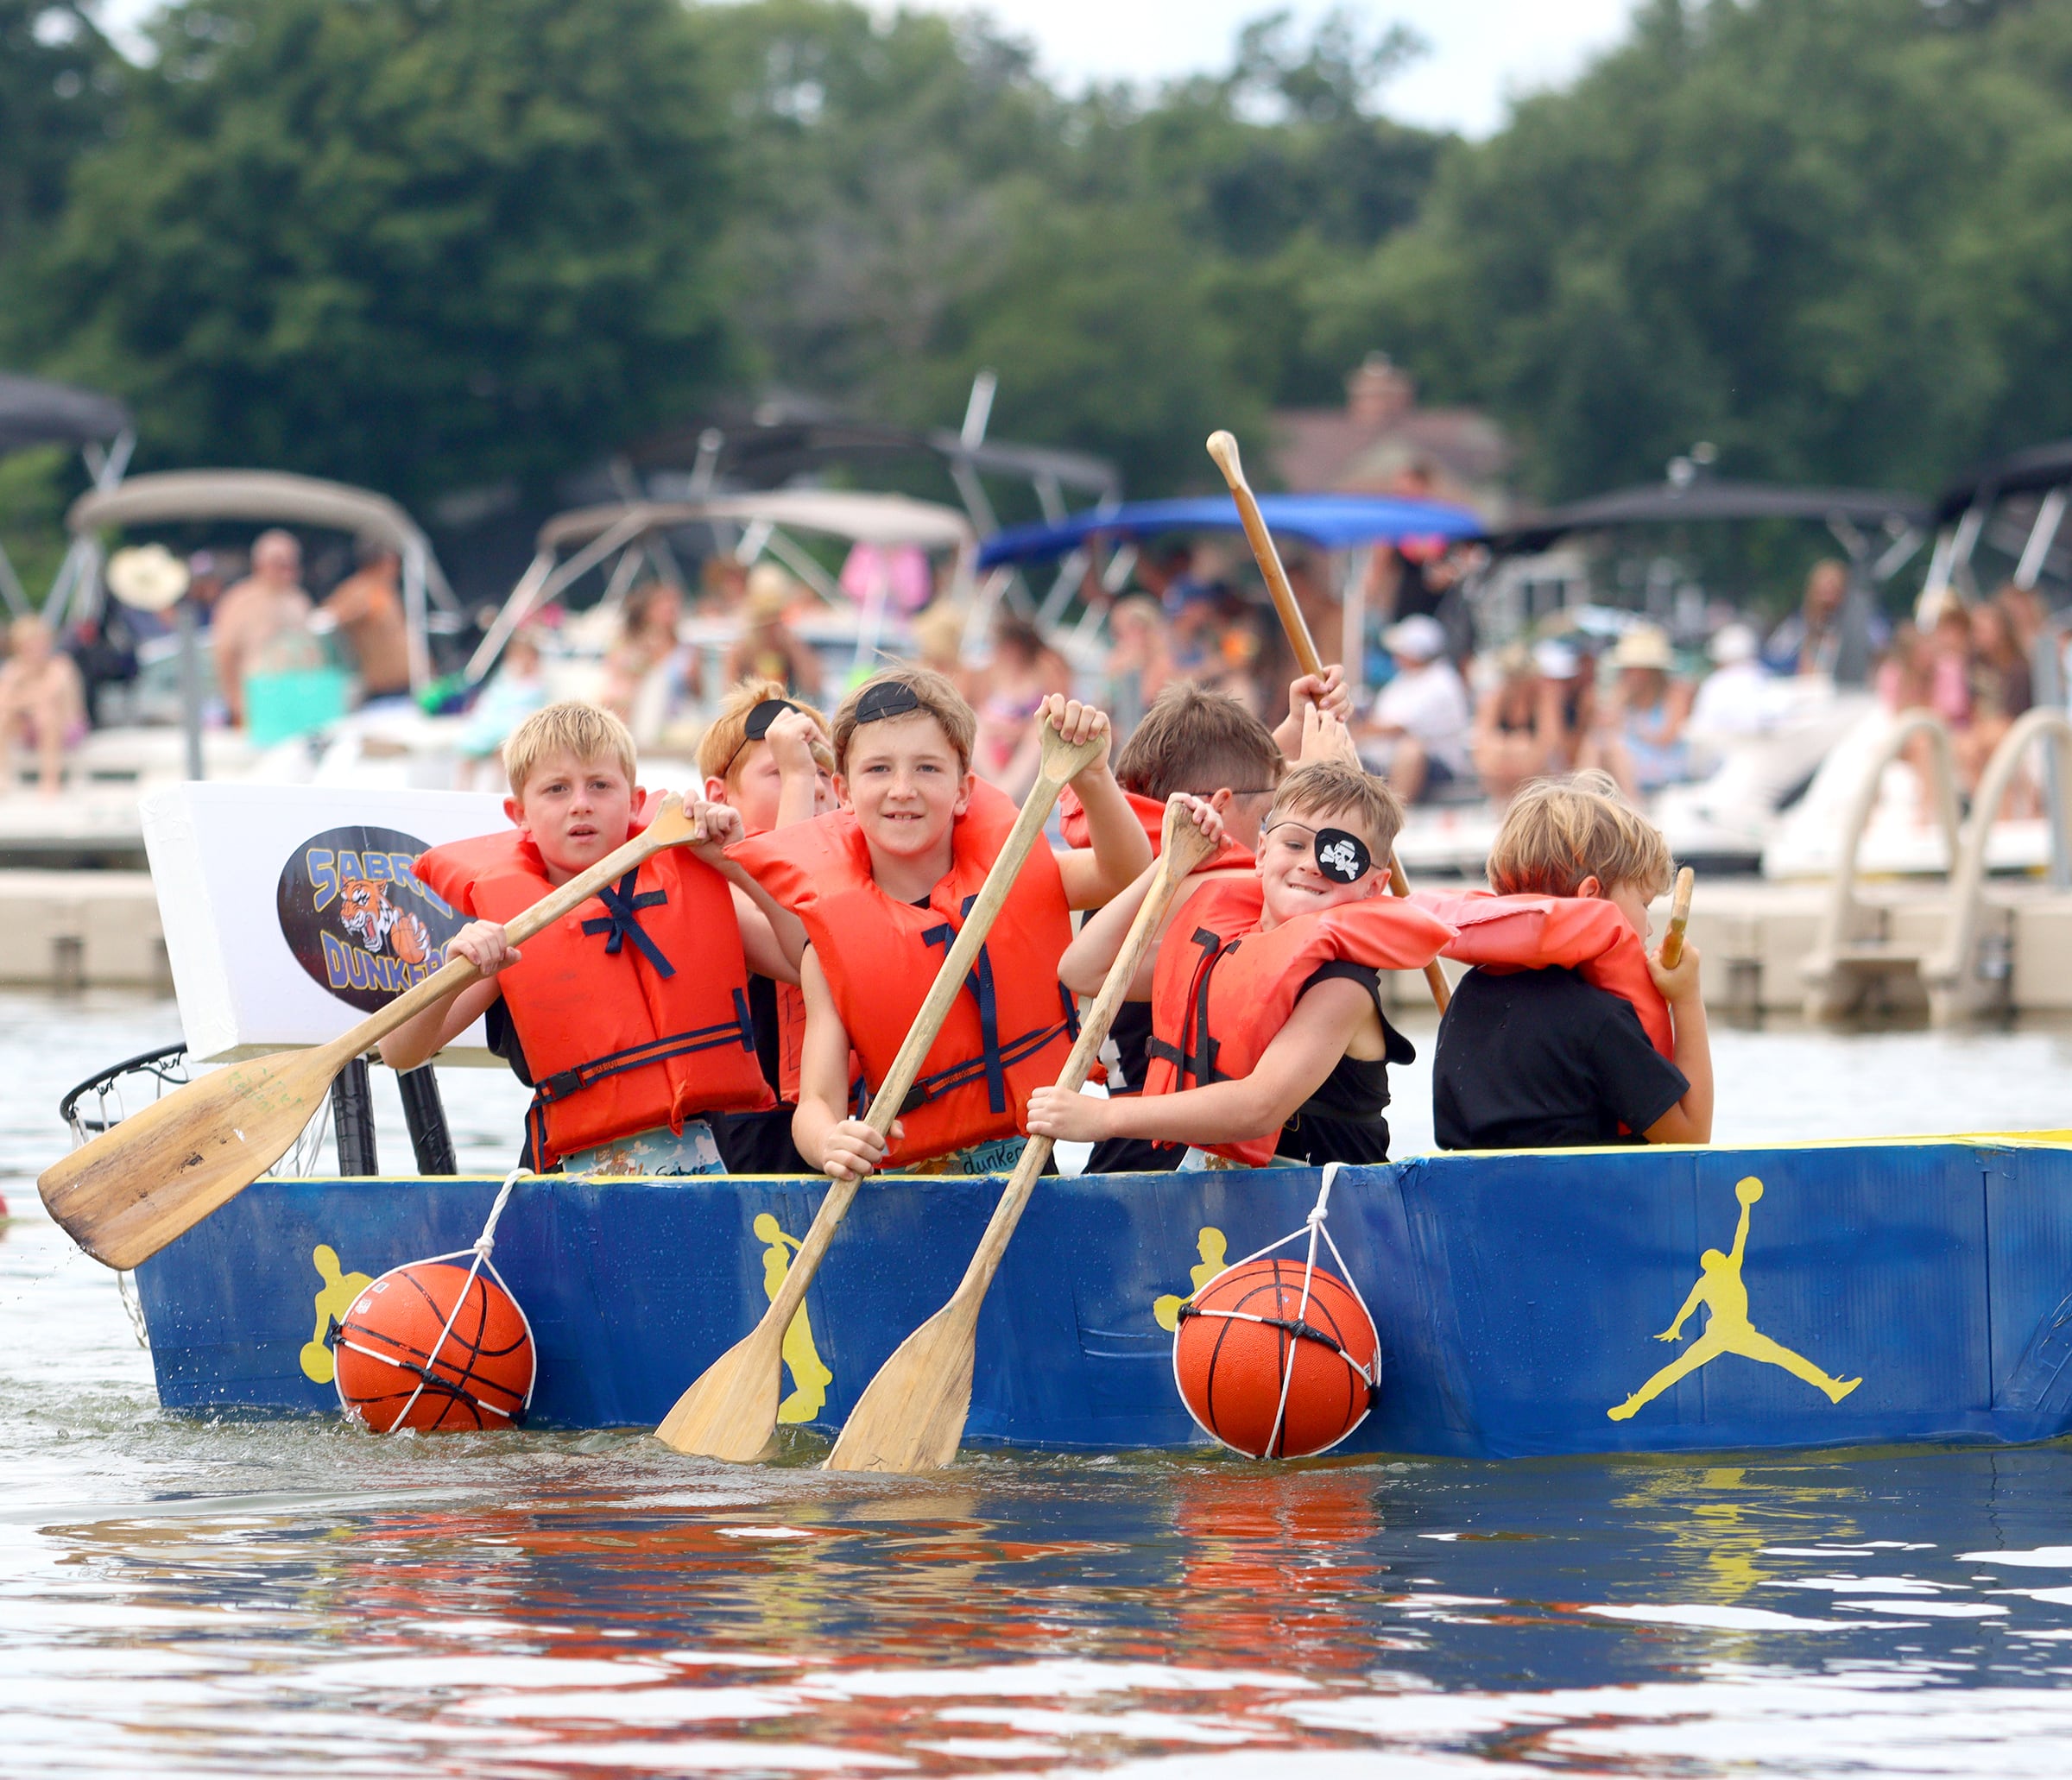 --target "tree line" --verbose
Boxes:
[3,0,2069,555]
